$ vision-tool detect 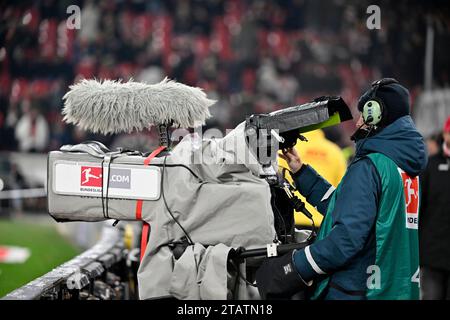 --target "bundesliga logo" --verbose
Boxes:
[81,166,102,187]
[398,168,419,229]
